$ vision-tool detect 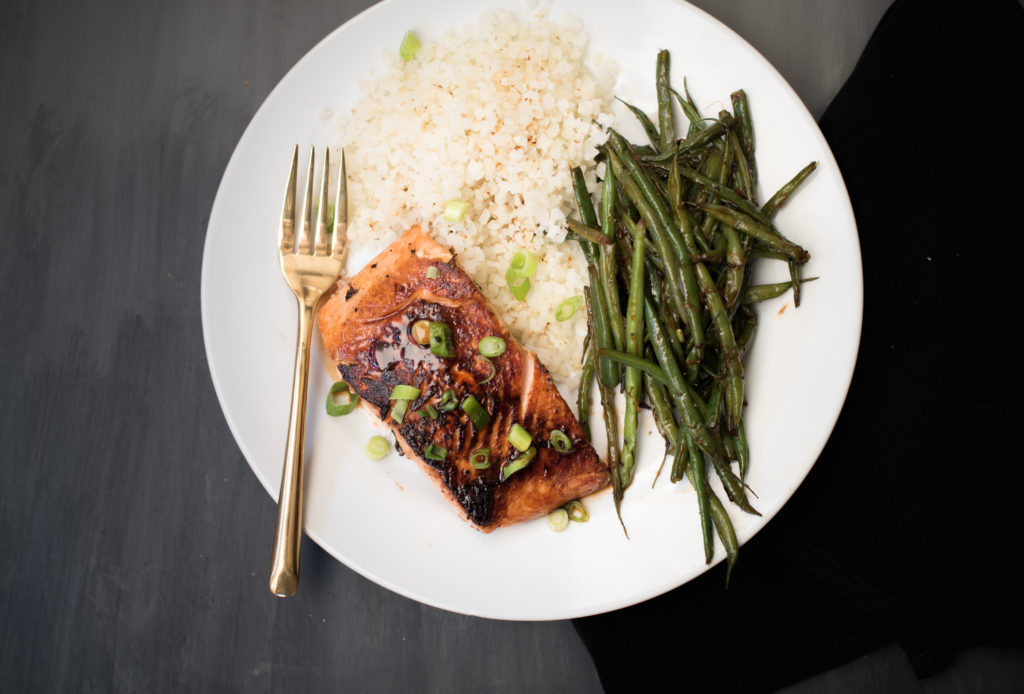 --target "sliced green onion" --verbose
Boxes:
[365,435,390,461]
[326,381,359,416]
[564,499,589,523]
[470,448,491,470]
[426,266,440,279]
[399,30,421,62]
[508,249,538,278]
[478,336,506,358]
[549,429,572,453]
[442,200,470,222]
[555,295,583,322]
[461,395,491,430]
[479,357,496,385]
[411,319,431,345]
[505,267,531,302]
[547,508,569,532]
[443,200,470,222]
[437,389,457,412]
[424,443,447,461]
[500,446,537,481]
[389,384,421,400]
[508,423,532,452]
[421,404,438,420]
[429,321,456,357]
[390,399,409,424]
